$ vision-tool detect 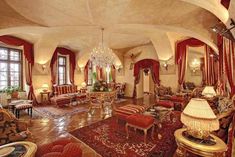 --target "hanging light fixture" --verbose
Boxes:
[90,28,115,67]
